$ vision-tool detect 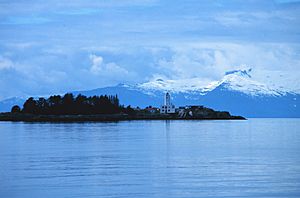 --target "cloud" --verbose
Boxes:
[214,11,297,27]
[0,56,14,70]
[0,0,157,15]
[275,0,300,3]
[89,54,129,76]
[1,16,52,25]
[5,42,38,50]
[214,12,251,27]
[0,54,73,99]
[89,54,104,74]
[55,8,99,16]
[0,0,299,99]
[154,42,300,81]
